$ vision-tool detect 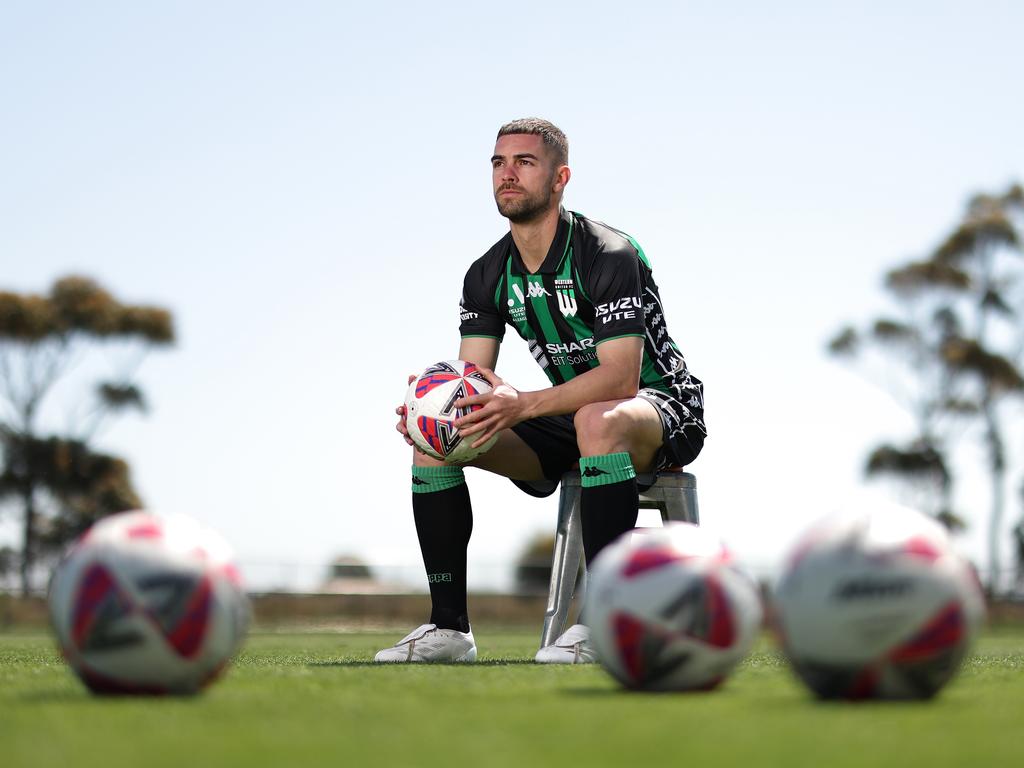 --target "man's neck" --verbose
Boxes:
[510,205,561,273]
